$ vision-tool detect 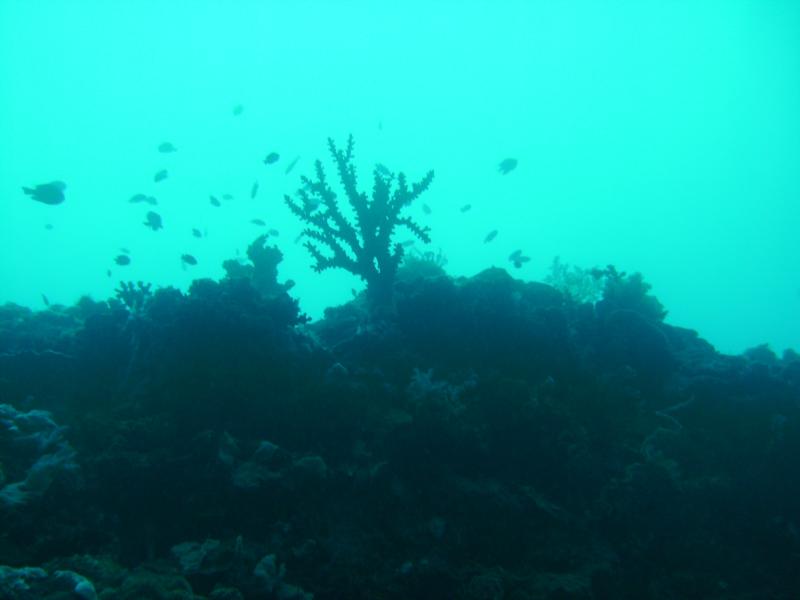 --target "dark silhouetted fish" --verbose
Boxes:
[41,294,50,307]
[120,247,130,254]
[222,193,233,200]
[232,104,244,116]
[250,182,259,198]
[129,193,157,205]
[498,158,518,174]
[144,211,163,231]
[263,152,280,165]
[483,229,498,243]
[22,181,66,205]
[210,195,221,207]
[511,258,529,268]
[192,228,203,238]
[400,240,415,248]
[181,254,197,266]
[250,218,266,226]
[158,142,177,153]
[45,224,54,230]
[106,269,112,278]
[154,169,168,183]
[267,229,279,237]
[422,204,431,215]
[285,156,300,174]
[375,163,392,178]
[508,249,530,268]
[303,196,320,211]
[115,254,131,266]
[460,204,472,213]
